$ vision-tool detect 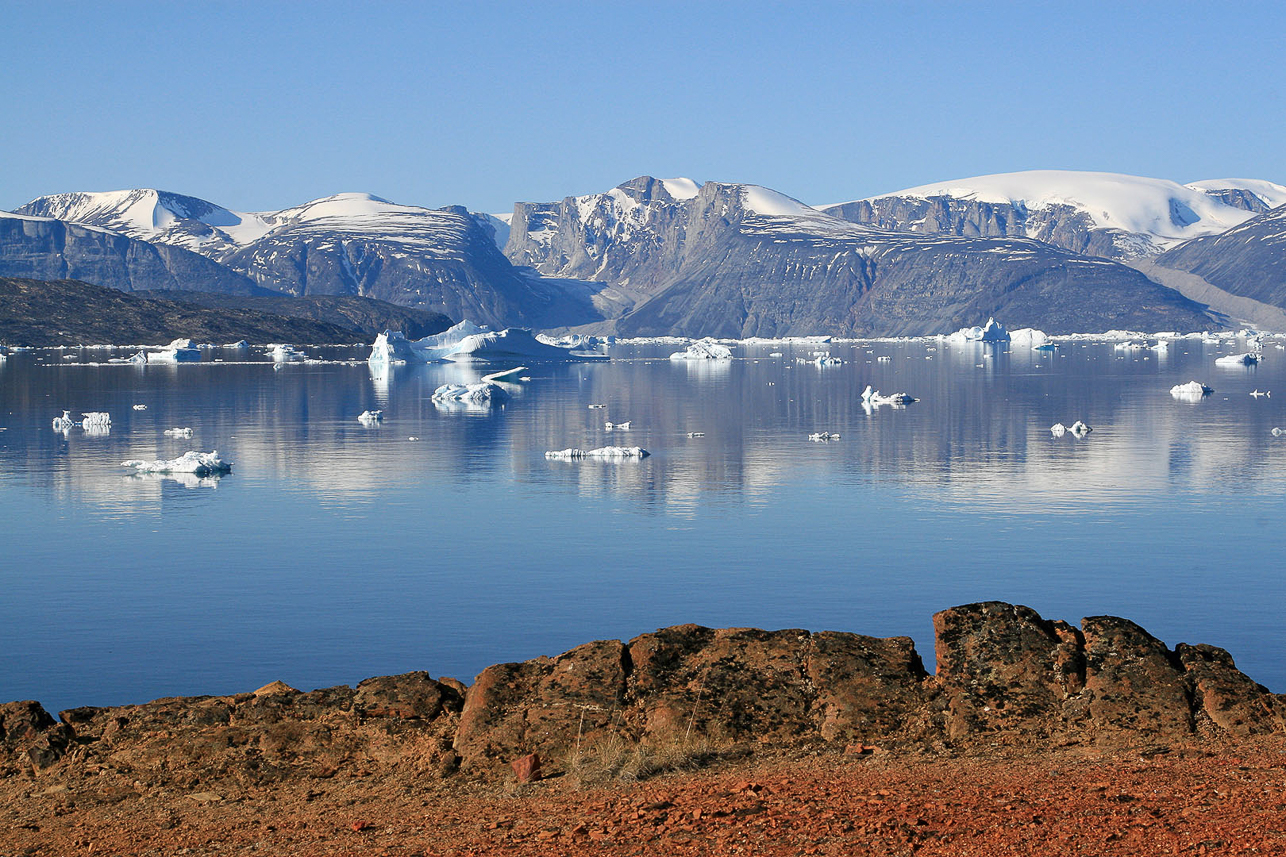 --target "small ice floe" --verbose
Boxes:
[1050,423,1067,438]
[431,382,510,405]
[768,352,783,357]
[1272,428,1284,437]
[811,353,843,366]
[544,446,650,460]
[52,410,75,430]
[132,404,147,411]
[153,338,202,362]
[1068,421,1091,437]
[604,421,631,431]
[408,436,420,441]
[587,403,607,409]
[357,410,383,424]
[877,355,891,362]
[121,450,232,476]
[163,427,194,437]
[1170,381,1214,402]
[808,432,840,442]
[669,339,732,360]
[225,340,250,349]
[1215,352,1259,367]
[1250,390,1271,398]
[81,412,111,428]
[687,431,705,438]
[862,385,917,406]
[269,344,307,362]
